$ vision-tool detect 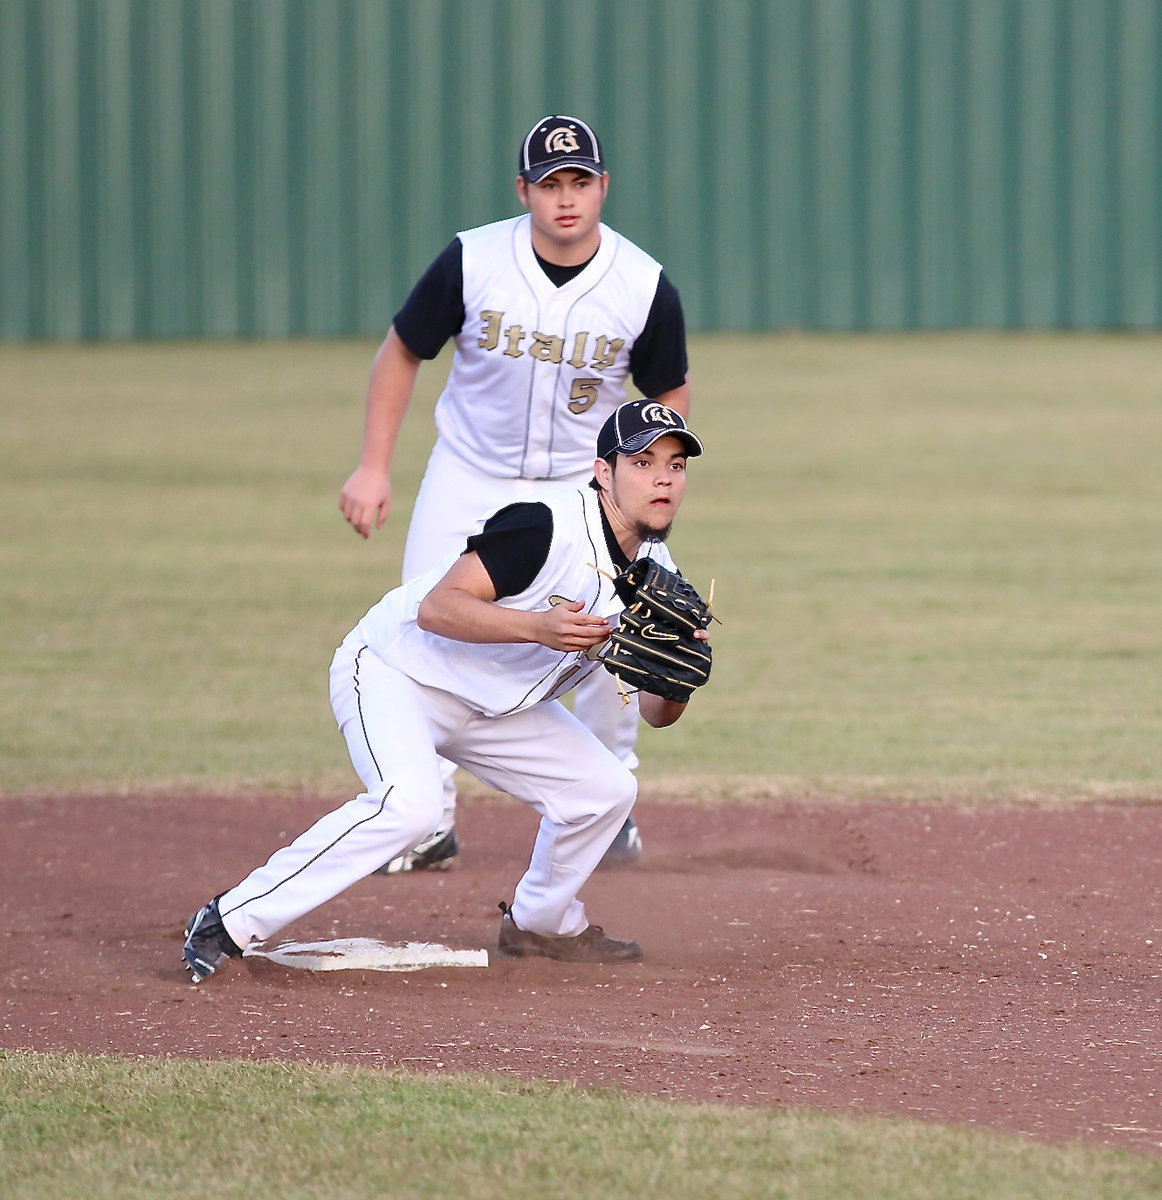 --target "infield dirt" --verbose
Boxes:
[2,792,1158,1157]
